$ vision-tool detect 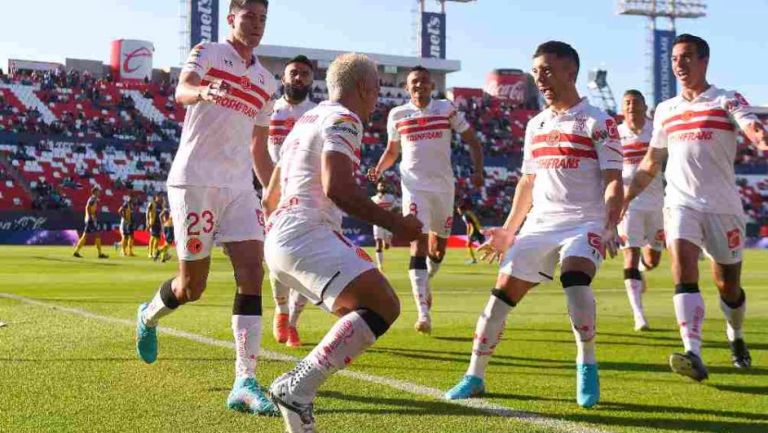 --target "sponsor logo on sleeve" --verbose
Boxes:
[605,118,619,140]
